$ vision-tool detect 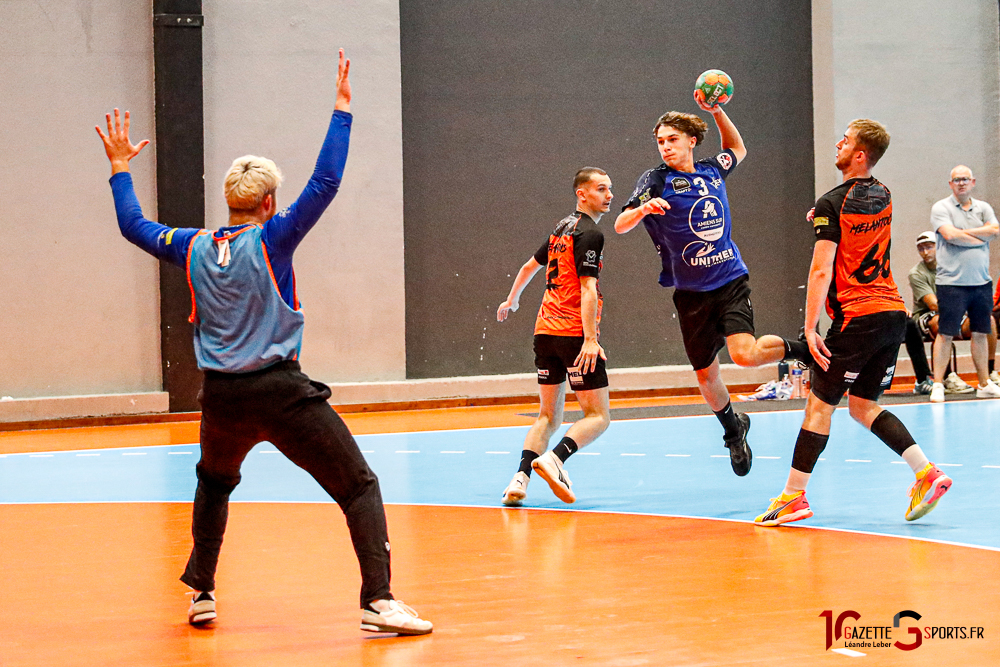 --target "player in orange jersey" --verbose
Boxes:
[756,119,951,526]
[496,168,613,506]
